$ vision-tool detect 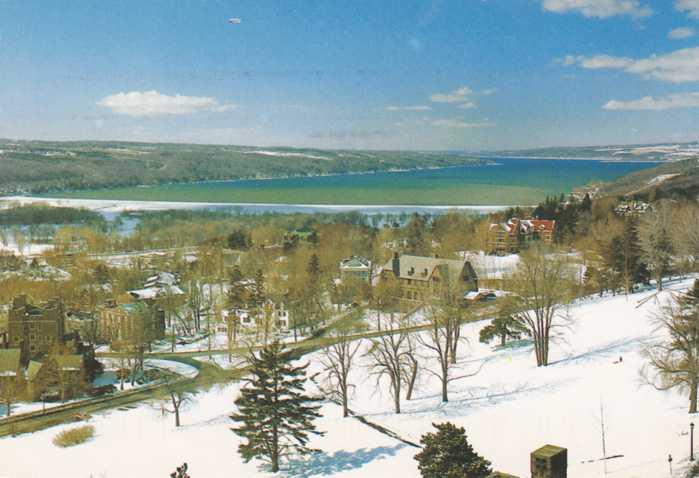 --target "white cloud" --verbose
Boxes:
[456,101,477,109]
[676,0,699,19]
[97,90,237,116]
[430,118,496,129]
[565,47,699,83]
[542,0,652,18]
[603,92,699,110]
[429,85,493,110]
[668,27,696,39]
[430,86,474,103]
[385,105,432,111]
